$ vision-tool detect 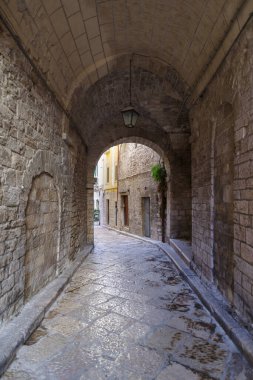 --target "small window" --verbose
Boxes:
[115,165,118,181]
[107,167,109,183]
